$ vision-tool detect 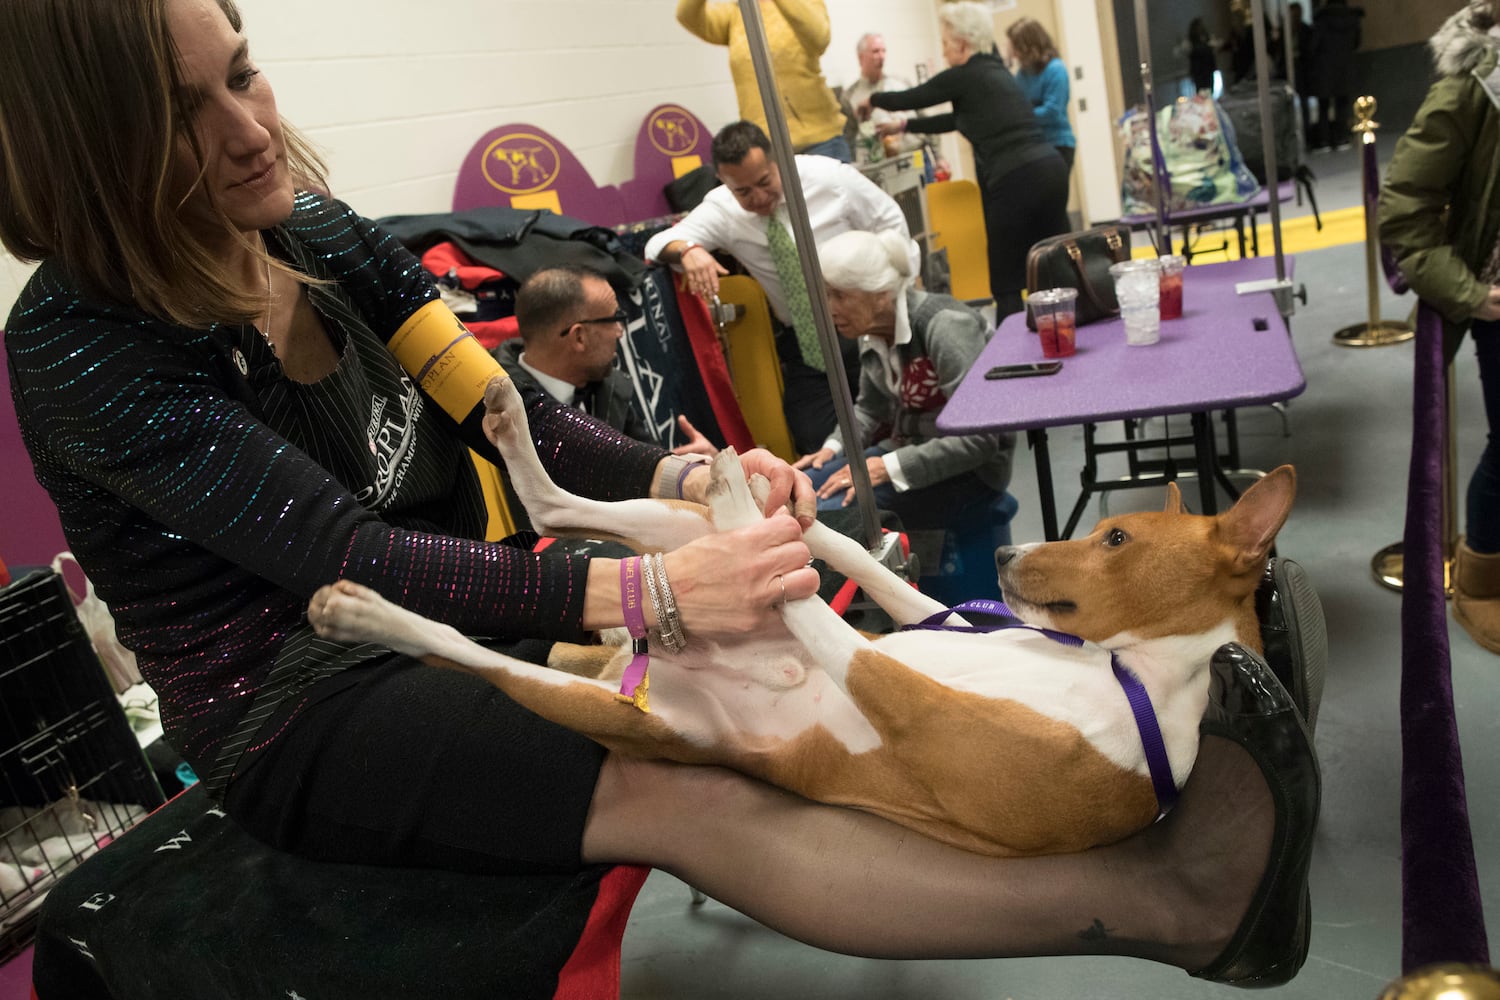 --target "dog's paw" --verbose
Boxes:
[309,579,385,644]
[706,448,762,531]
[481,375,525,451]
